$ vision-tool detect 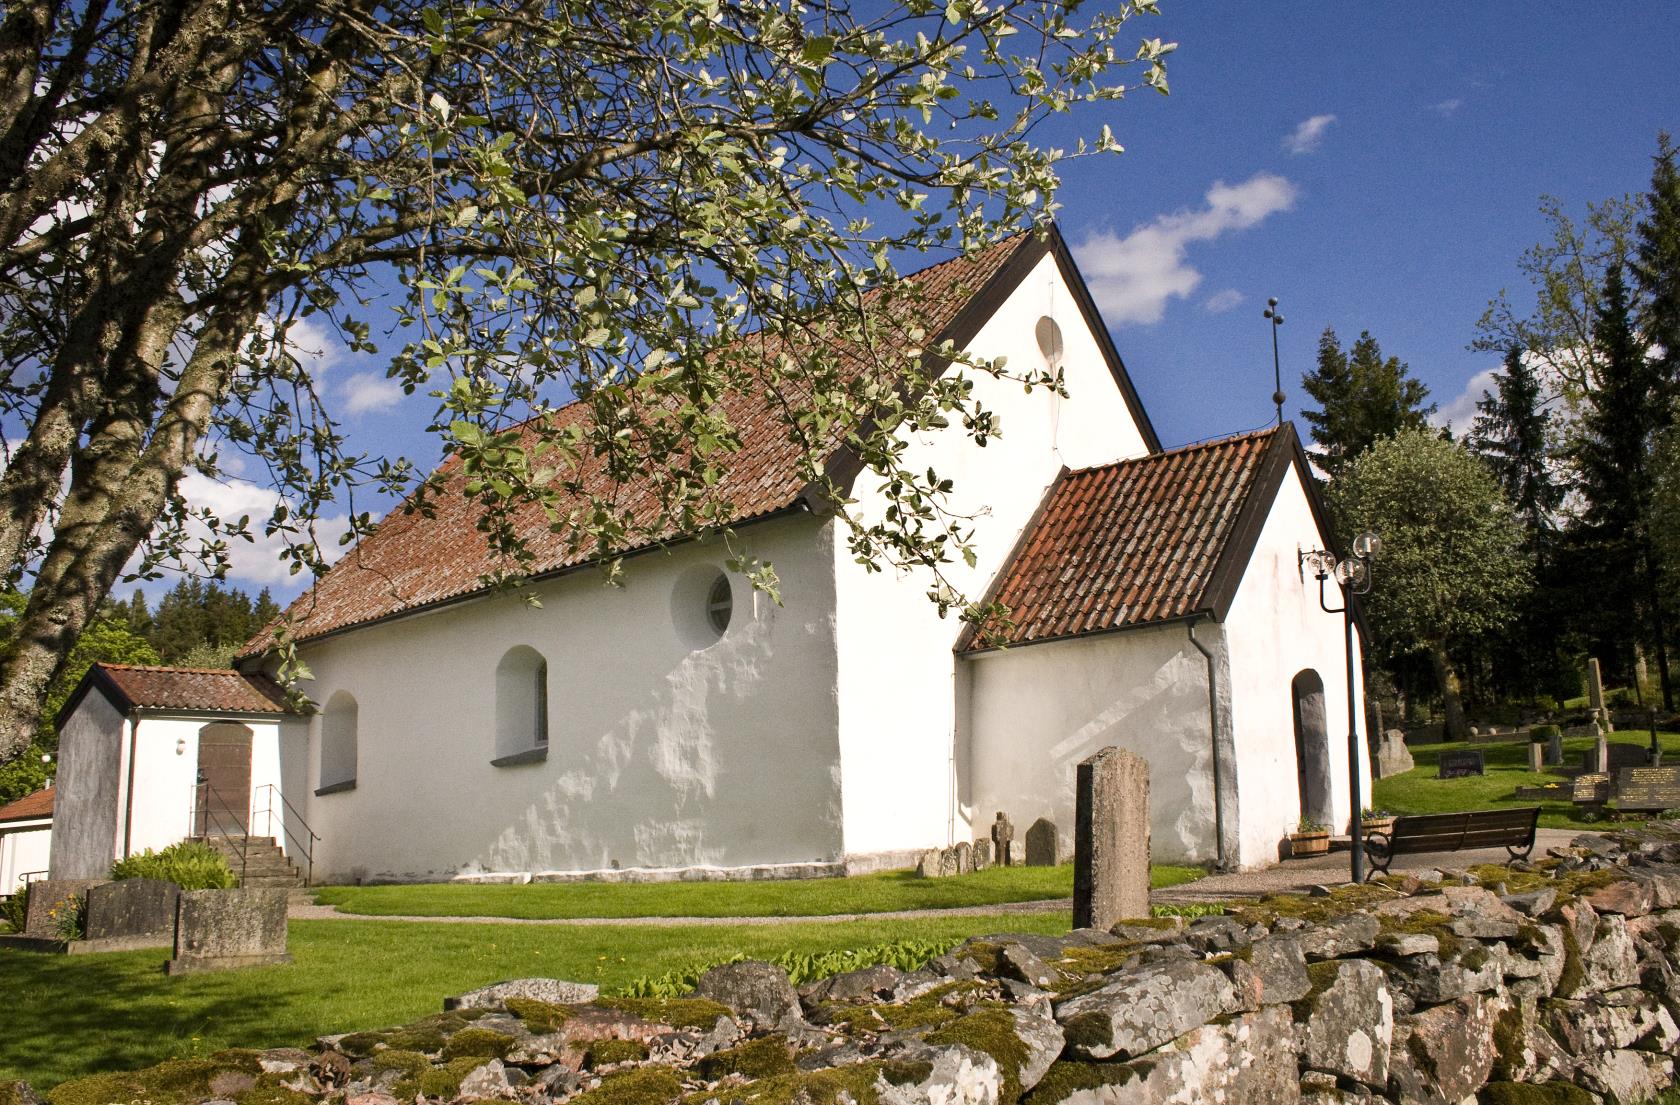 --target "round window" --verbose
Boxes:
[1035,316,1064,368]
[706,573,733,636]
